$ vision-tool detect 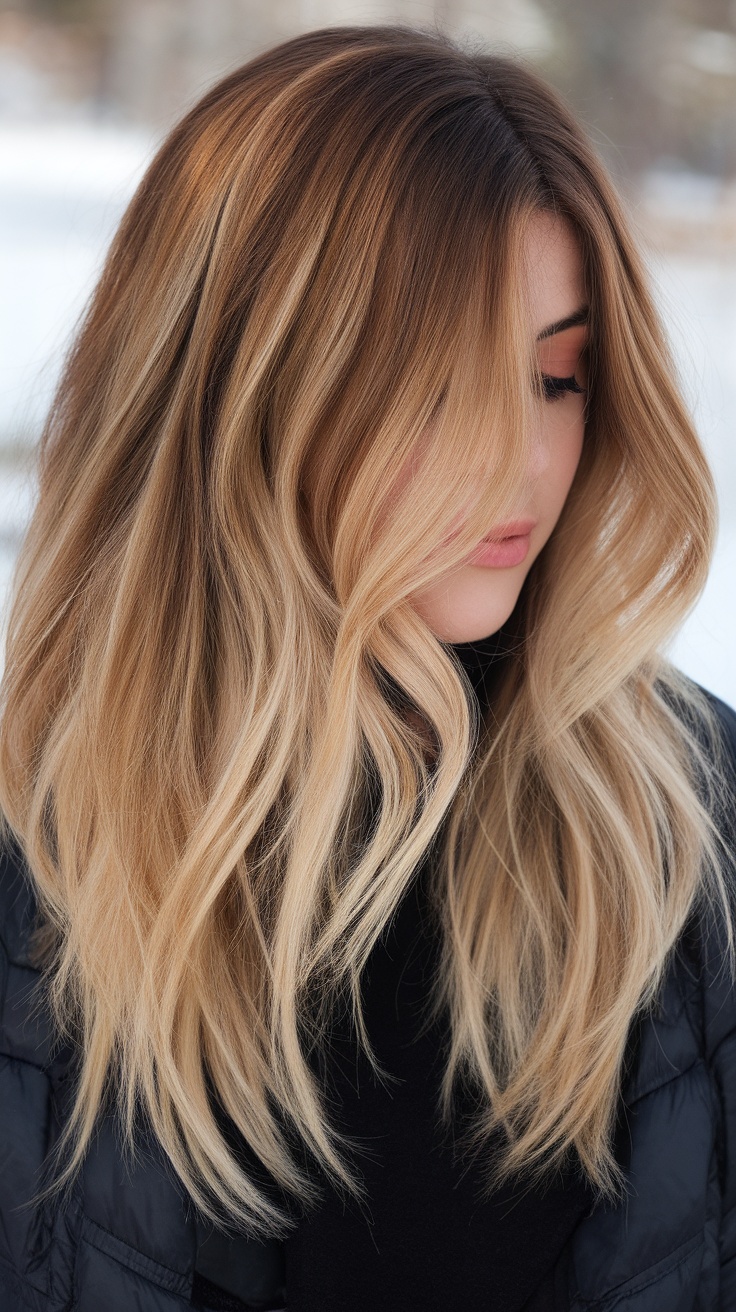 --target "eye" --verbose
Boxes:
[539,373,586,403]
[537,323,589,402]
